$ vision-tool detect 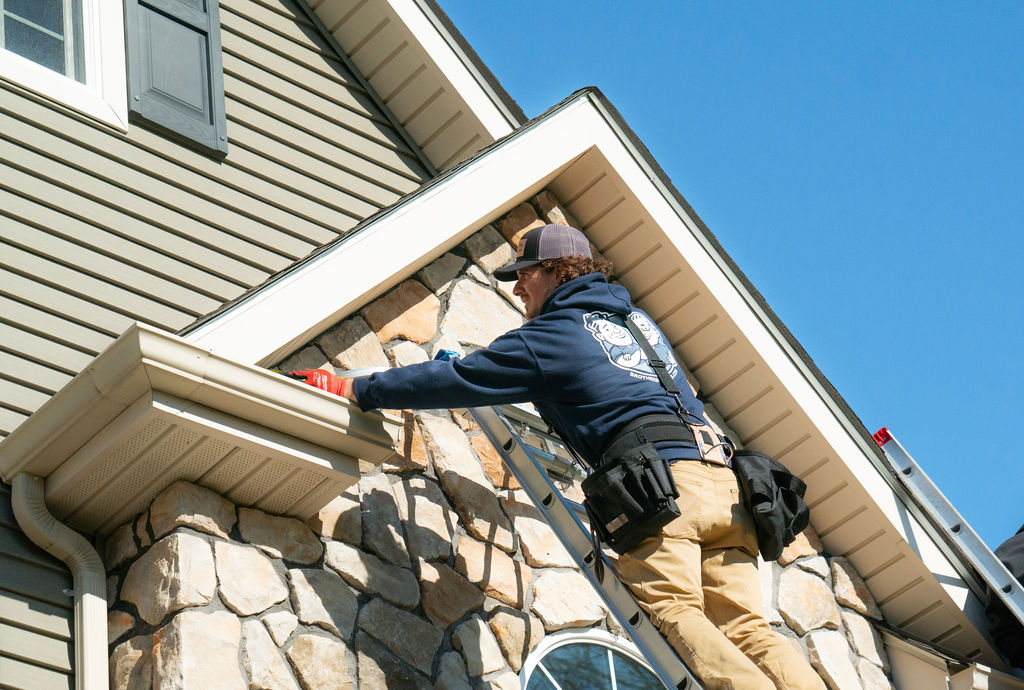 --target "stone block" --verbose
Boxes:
[384,412,431,473]
[495,279,527,316]
[841,610,889,671]
[806,629,861,690]
[121,532,216,625]
[856,657,895,690]
[324,541,419,608]
[262,610,298,647]
[456,537,531,608]
[149,480,236,541]
[472,435,520,491]
[110,634,152,690]
[316,316,389,371]
[419,560,485,627]
[796,555,831,579]
[419,252,466,293]
[285,634,354,690]
[135,513,151,548]
[358,598,442,675]
[453,615,506,677]
[241,618,301,690]
[361,280,440,344]
[152,610,245,690]
[439,279,523,349]
[105,521,138,571]
[418,413,515,552]
[530,569,605,632]
[276,346,332,375]
[392,476,455,561]
[435,651,471,690]
[238,508,323,565]
[777,566,841,635]
[832,557,882,619]
[778,525,823,565]
[307,491,361,544]
[533,190,579,229]
[464,225,516,274]
[386,341,429,368]
[501,492,574,568]
[214,540,288,616]
[495,203,545,246]
[357,472,410,567]
[467,264,489,284]
[480,669,521,690]
[758,557,783,625]
[488,606,544,672]
[287,568,358,640]
[356,631,432,690]
[109,610,136,645]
